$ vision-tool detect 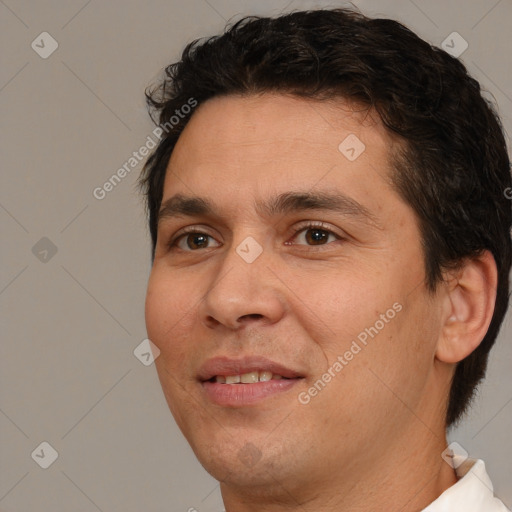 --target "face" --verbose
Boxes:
[145,94,447,495]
